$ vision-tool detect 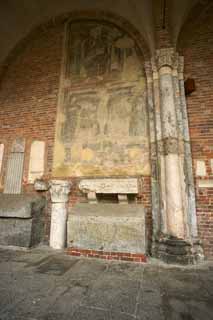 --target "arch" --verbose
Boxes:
[0,10,150,82]
[64,11,150,59]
